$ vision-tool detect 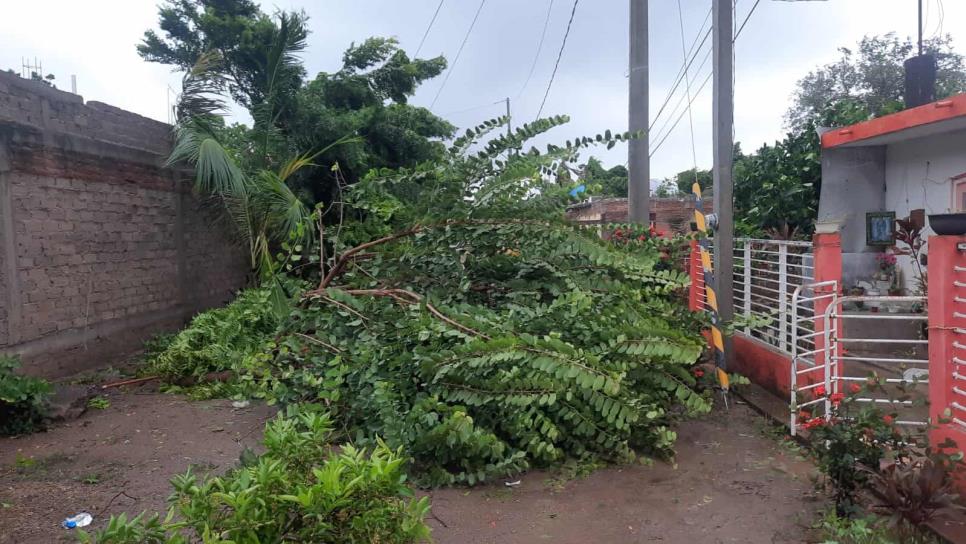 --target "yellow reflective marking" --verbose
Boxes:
[716,367,730,389]
[700,251,712,272]
[692,182,702,198]
[706,286,718,311]
[694,212,706,232]
[711,327,724,350]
